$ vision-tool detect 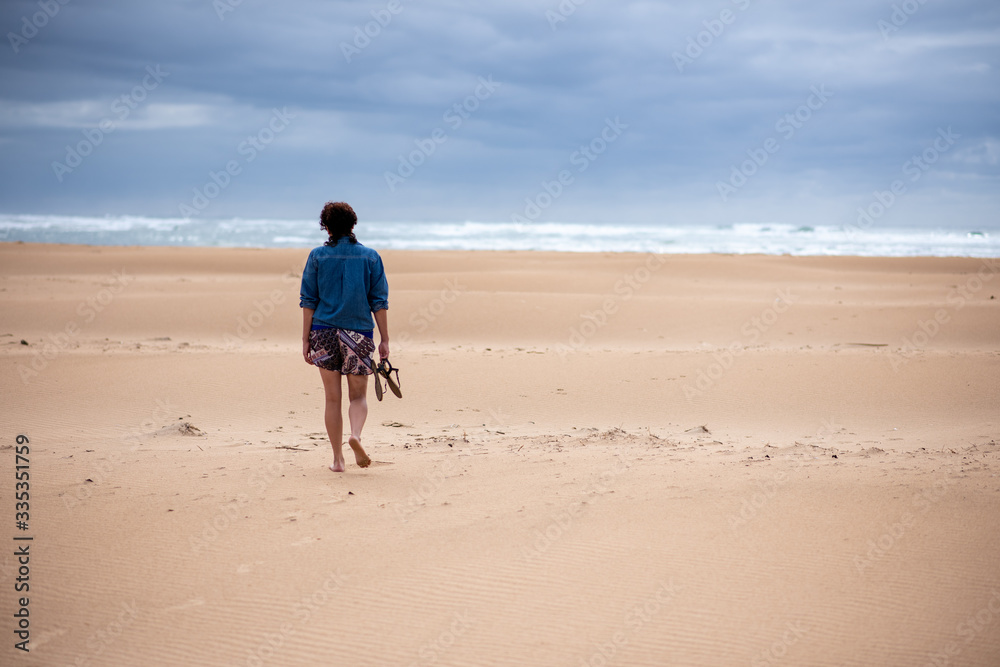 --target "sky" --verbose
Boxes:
[0,0,998,229]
